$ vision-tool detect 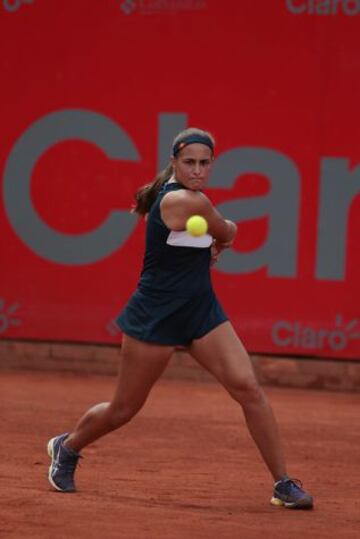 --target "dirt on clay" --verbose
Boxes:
[1,369,359,539]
